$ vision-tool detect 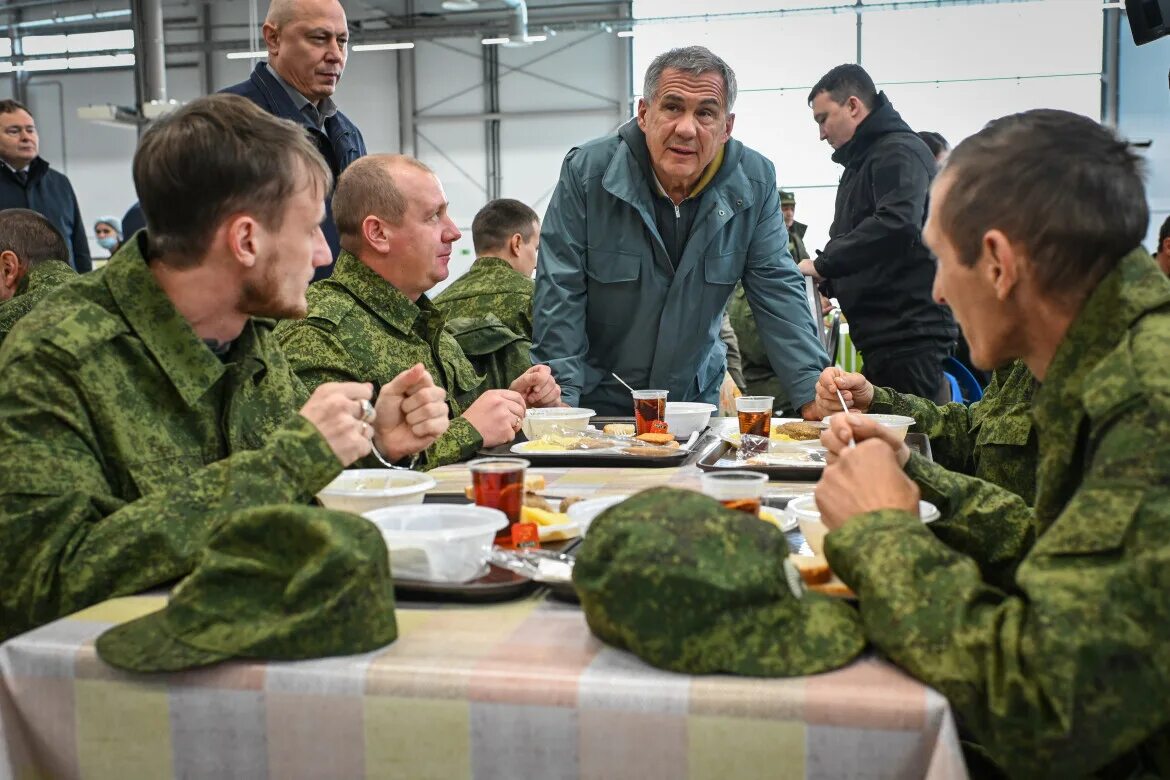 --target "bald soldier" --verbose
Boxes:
[278,155,563,470]
[0,208,75,345]
[0,96,448,641]
[815,110,1170,777]
[222,0,363,279]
